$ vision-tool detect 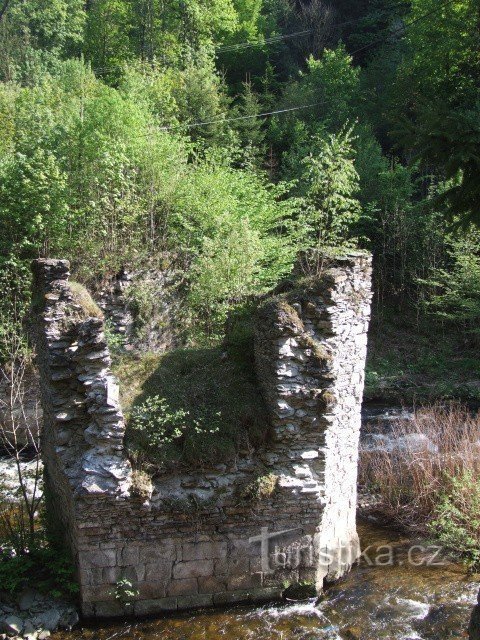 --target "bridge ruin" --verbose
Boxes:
[32,254,372,617]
